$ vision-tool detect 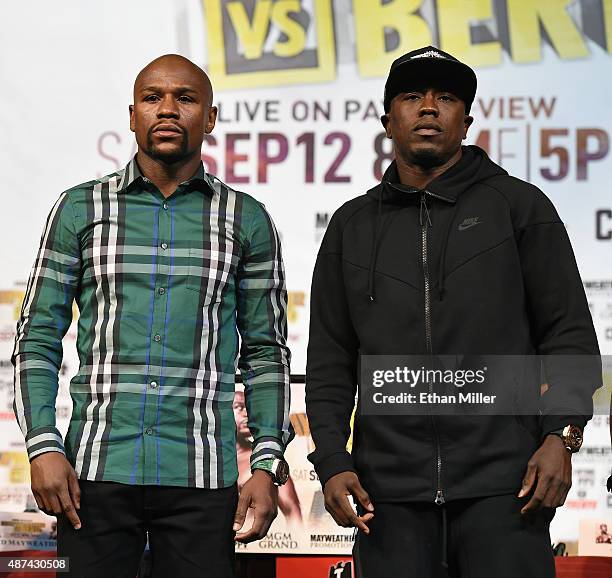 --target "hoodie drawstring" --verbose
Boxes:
[367,192,384,302]
[368,184,462,303]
